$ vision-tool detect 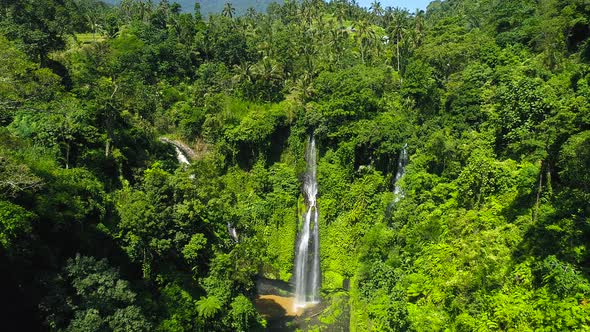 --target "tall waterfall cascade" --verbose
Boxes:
[393,144,408,203]
[294,135,321,308]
